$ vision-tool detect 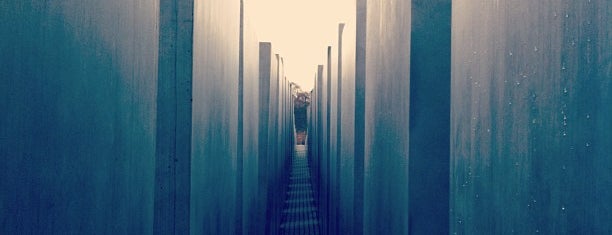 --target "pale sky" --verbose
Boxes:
[251,0,353,91]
